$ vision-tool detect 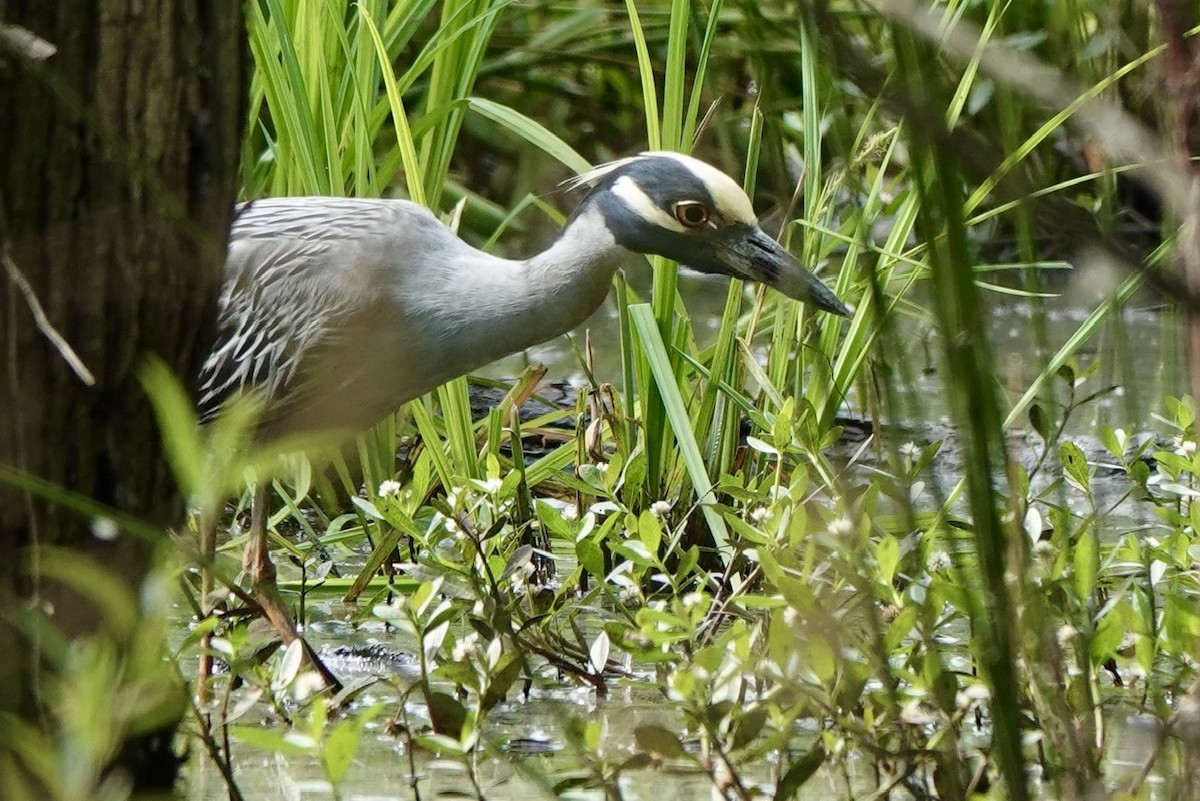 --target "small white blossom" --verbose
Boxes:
[91,517,119,541]
[481,477,503,494]
[926,549,951,572]
[510,561,535,594]
[899,701,938,726]
[826,515,855,537]
[899,441,920,459]
[563,504,580,522]
[452,632,480,662]
[291,670,326,702]
[750,506,770,524]
[1174,436,1197,456]
[378,480,403,498]
[681,591,705,609]
[956,683,991,708]
[649,500,671,519]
